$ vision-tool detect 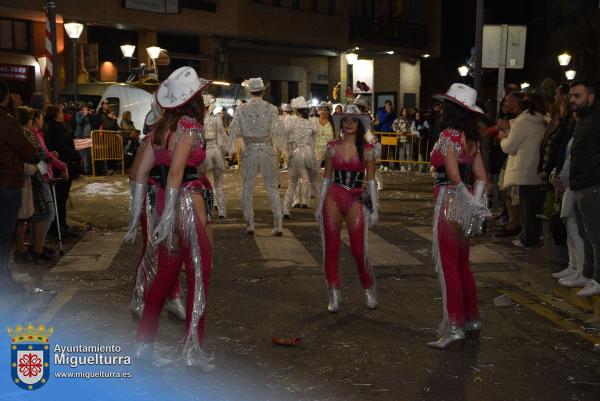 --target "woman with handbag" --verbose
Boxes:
[315,104,380,312]
[428,84,491,349]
